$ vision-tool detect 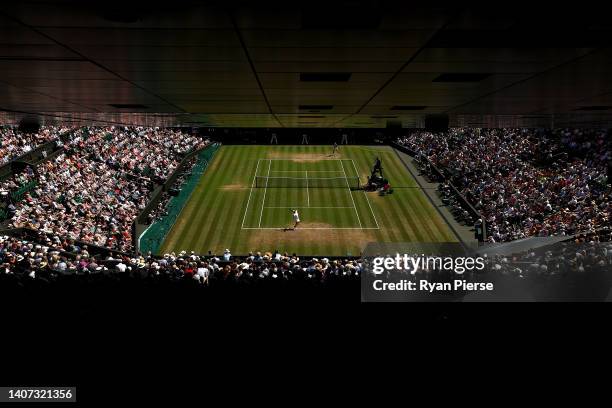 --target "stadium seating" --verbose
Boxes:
[0,231,362,296]
[1,126,210,252]
[397,128,611,243]
[0,126,70,165]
